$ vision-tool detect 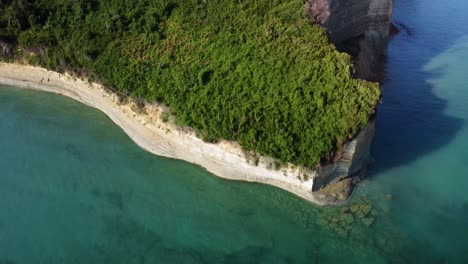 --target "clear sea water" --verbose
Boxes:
[1,0,468,263]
